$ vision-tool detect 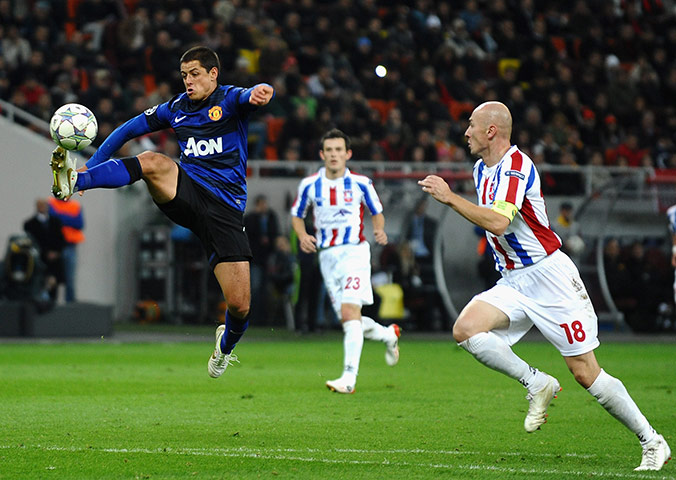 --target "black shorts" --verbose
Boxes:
[157,166,252,268]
